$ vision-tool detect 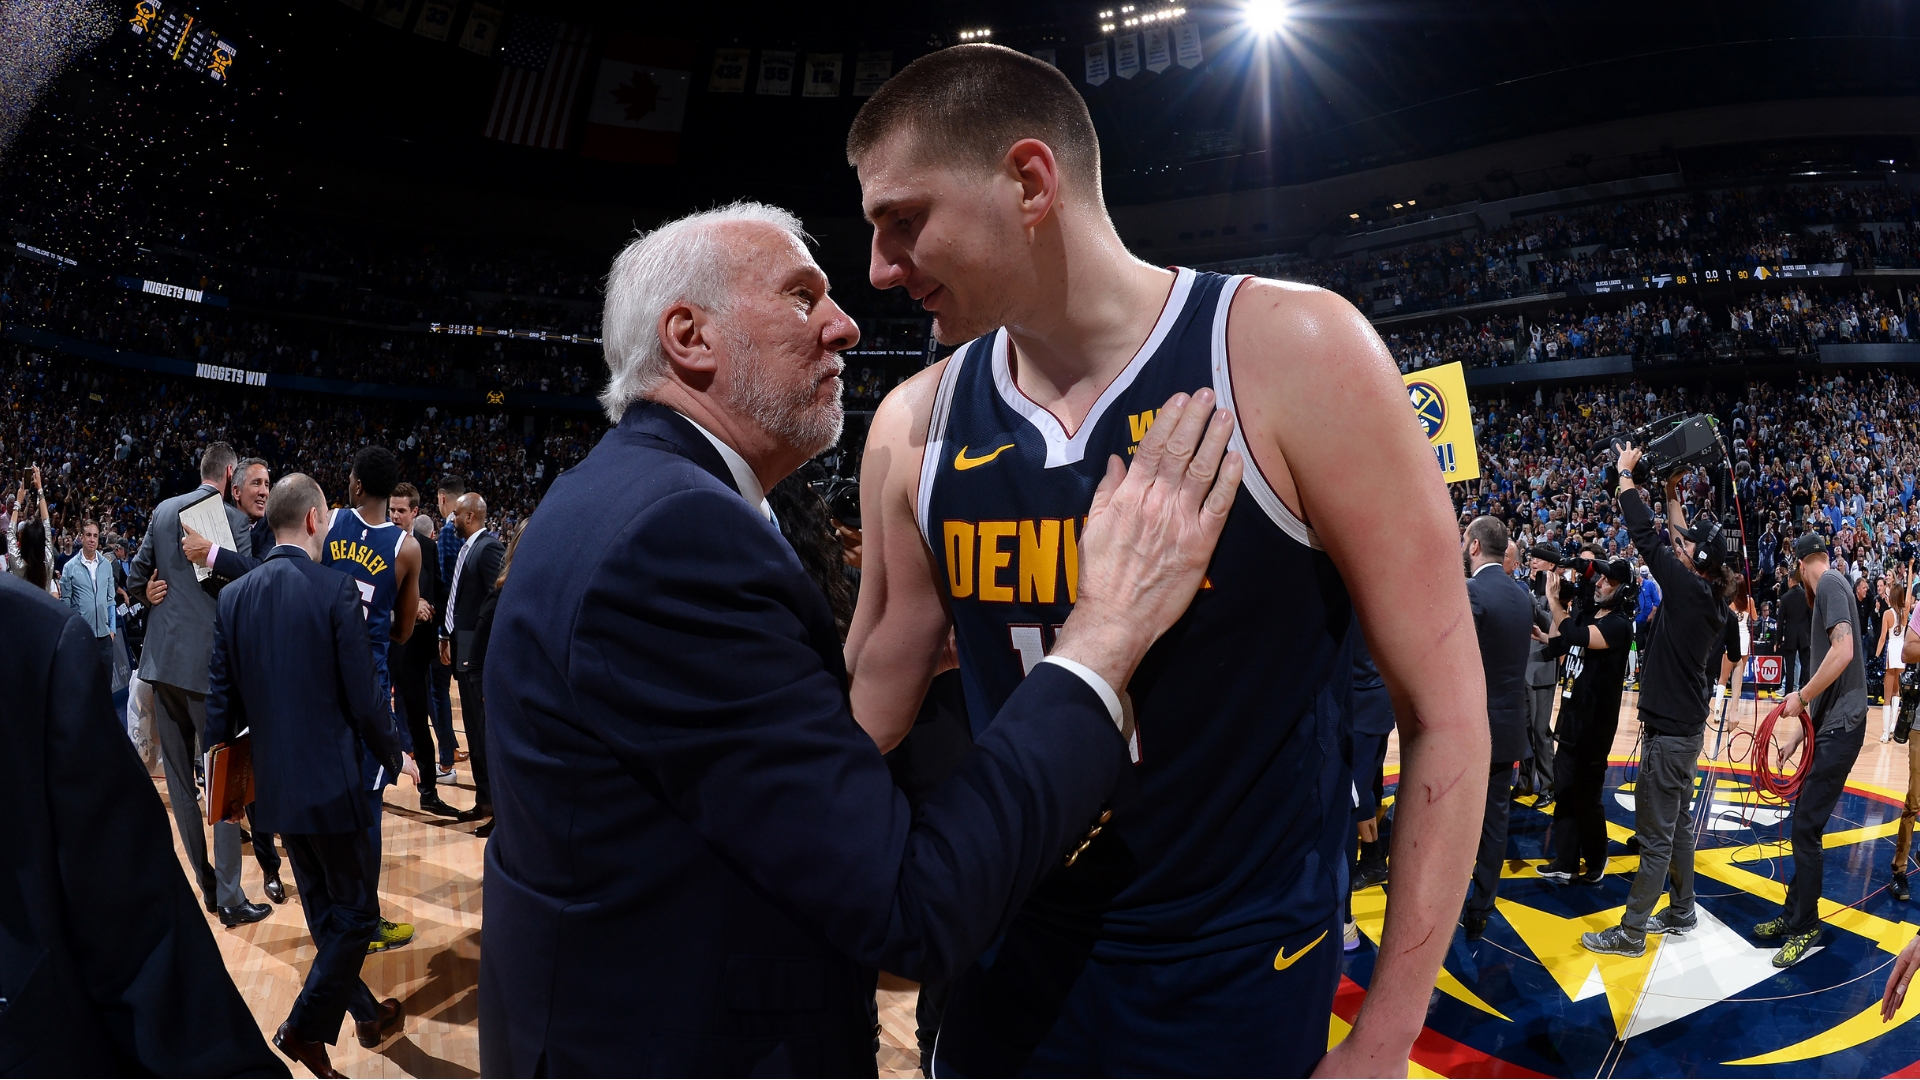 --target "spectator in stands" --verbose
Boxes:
[59,519,118,683]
